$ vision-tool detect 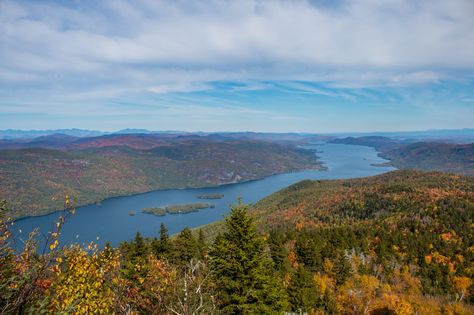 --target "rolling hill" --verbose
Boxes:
[329,136,406,151]
[197,170,474,312]
[330,136,474,175]
[380,142,474,176]
[0,137,323,218]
